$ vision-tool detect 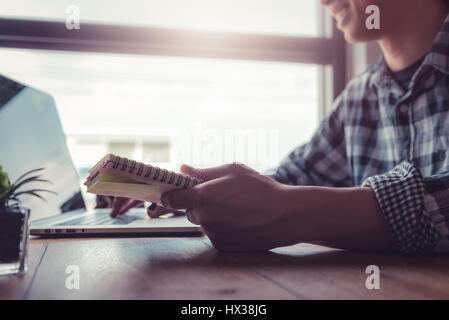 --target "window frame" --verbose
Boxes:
[0,9,346,119]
